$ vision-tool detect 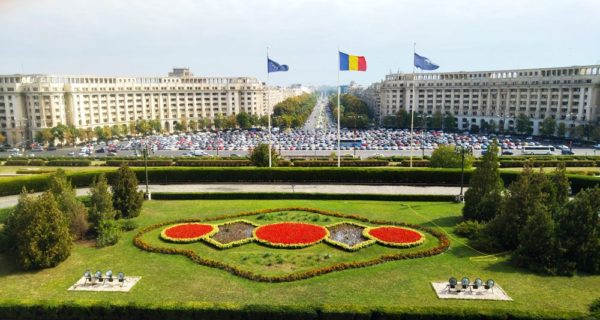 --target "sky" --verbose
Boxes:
[0,0,599,86]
